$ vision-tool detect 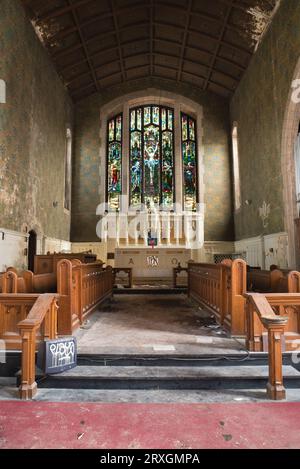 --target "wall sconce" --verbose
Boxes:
[53,201,58,208]
[245,199,252,206]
